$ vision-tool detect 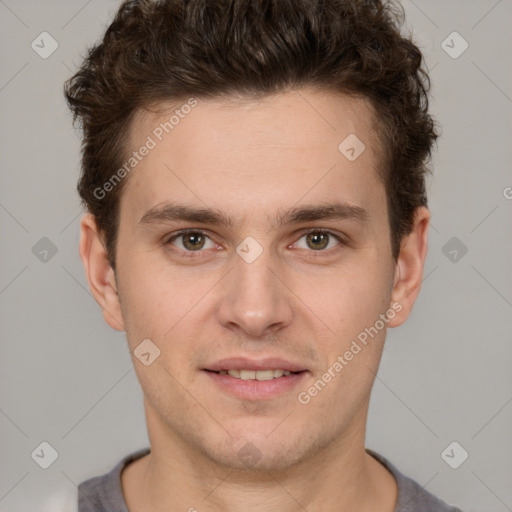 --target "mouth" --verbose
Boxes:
[205,368,302,380]
[202,358,309,400]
